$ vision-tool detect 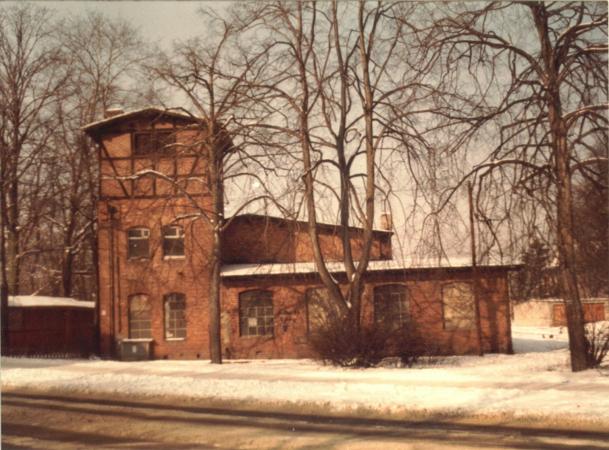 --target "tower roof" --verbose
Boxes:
[82,107,202,139]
